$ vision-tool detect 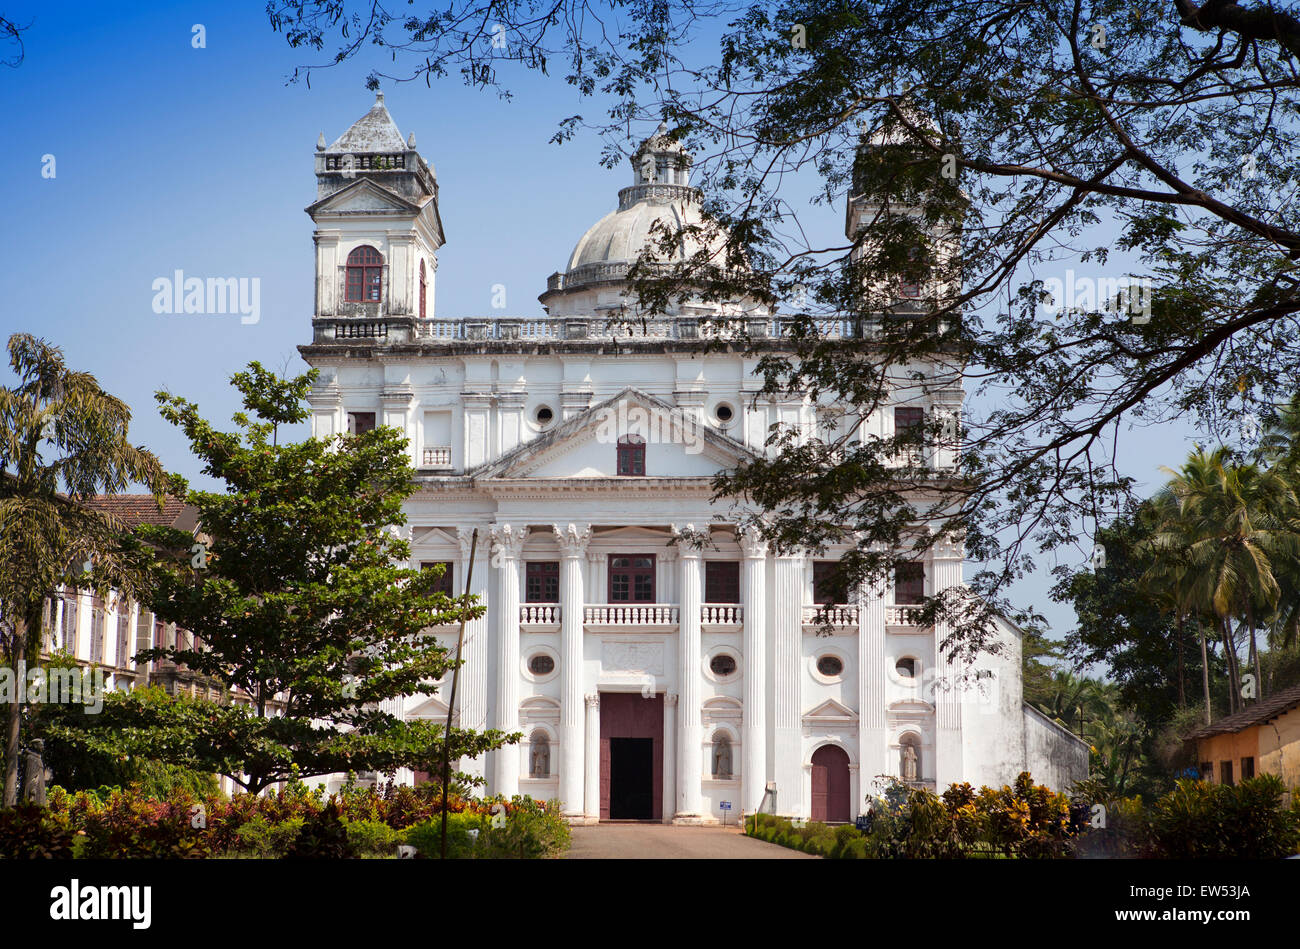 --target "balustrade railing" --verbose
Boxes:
[520,604,561,625]
[801,604,860,626]
[583,604,680,625]
[421,446,452,469]
[701,604,743,624]
[885,605,925,627]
